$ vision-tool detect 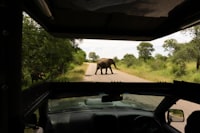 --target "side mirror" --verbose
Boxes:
[167,109,184,124]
